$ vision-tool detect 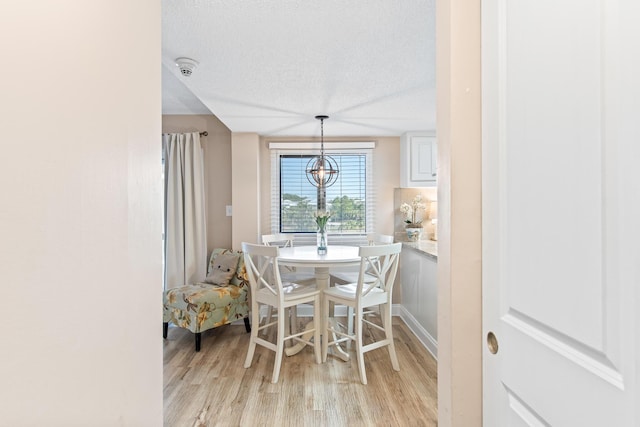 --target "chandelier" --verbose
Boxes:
[305,115,339,188]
